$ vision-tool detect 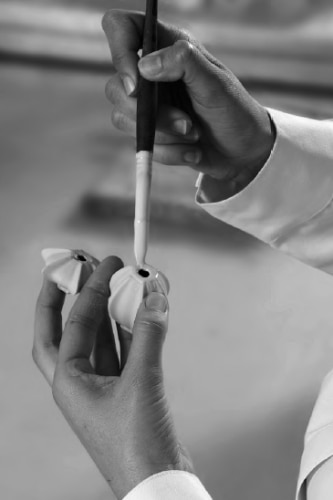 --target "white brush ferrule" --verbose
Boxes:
[135,151,153,267]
